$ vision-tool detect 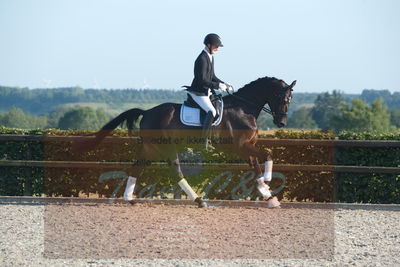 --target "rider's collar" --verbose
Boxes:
[203,47,213,62]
